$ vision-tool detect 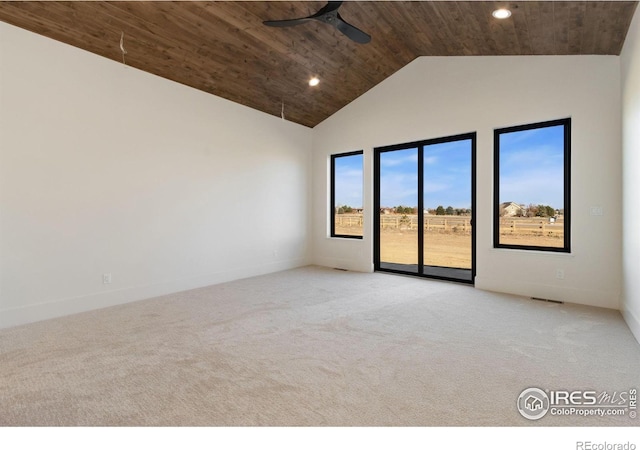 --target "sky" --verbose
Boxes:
[334,153,364,208]
[499,125,565,209]
[380,140,472,209]
[335,126,564,211]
